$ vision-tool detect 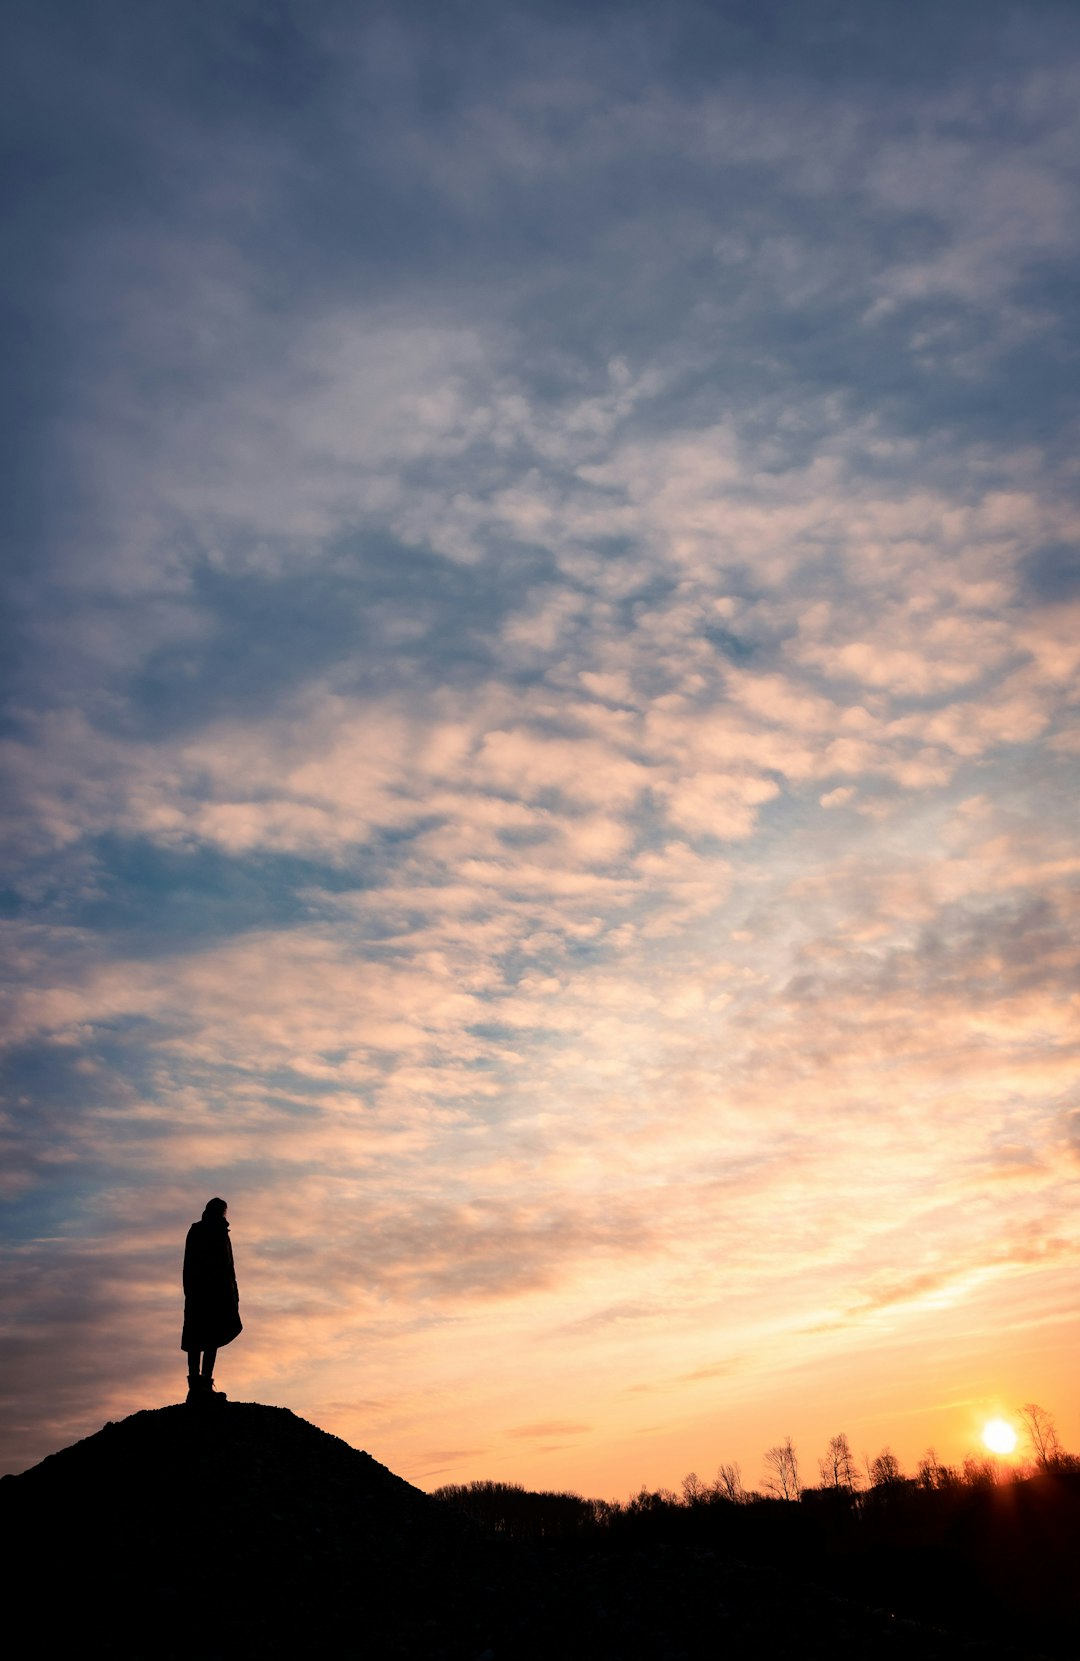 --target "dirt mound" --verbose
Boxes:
[2,1401,481,1657]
